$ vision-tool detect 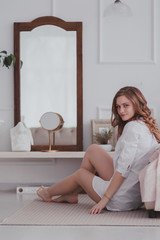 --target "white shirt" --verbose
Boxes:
[92,121,159,211]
